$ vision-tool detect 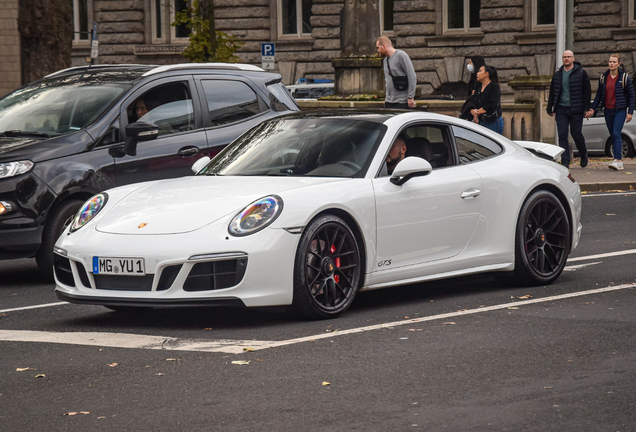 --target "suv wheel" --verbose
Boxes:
[36,199,84,281]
